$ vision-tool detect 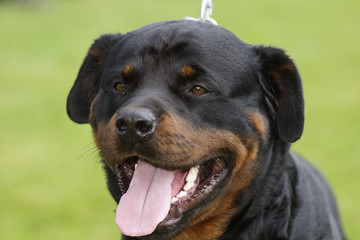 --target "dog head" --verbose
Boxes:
[67,20,304,239]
